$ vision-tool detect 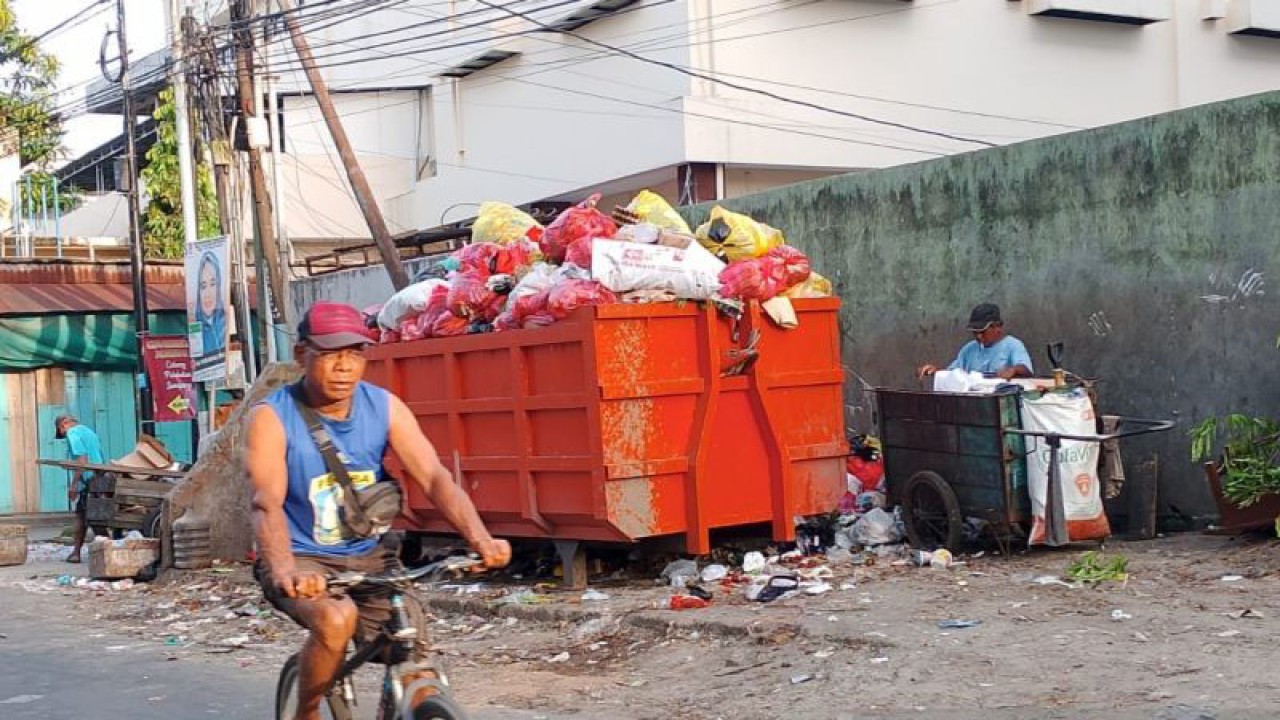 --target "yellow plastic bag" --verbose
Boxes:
[471,202,543,246]
[783,271,833,298]
[625,190,692,235]
[694,205,784,262]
